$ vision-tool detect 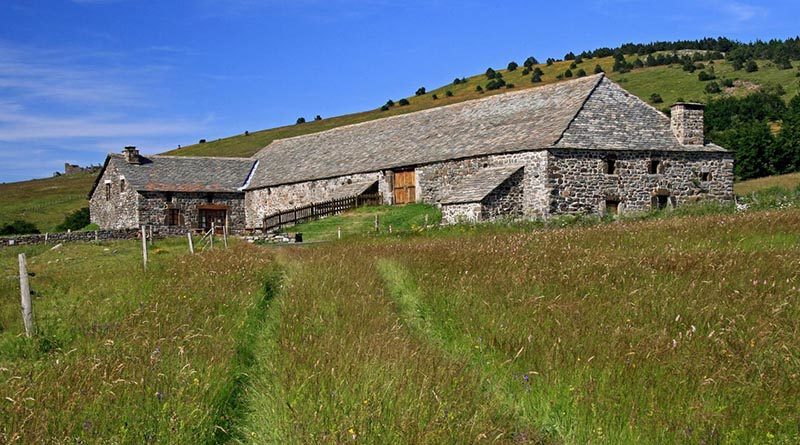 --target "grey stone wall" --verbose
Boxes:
[89,161,140,229]
[546,149,734,215]
[671,104,705,145]
[481,168,525,220]
[245,171,391,229]
[417,150,549,219]
[1,229,140,247]
[138,192,247,232]
[441,203,482,224]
